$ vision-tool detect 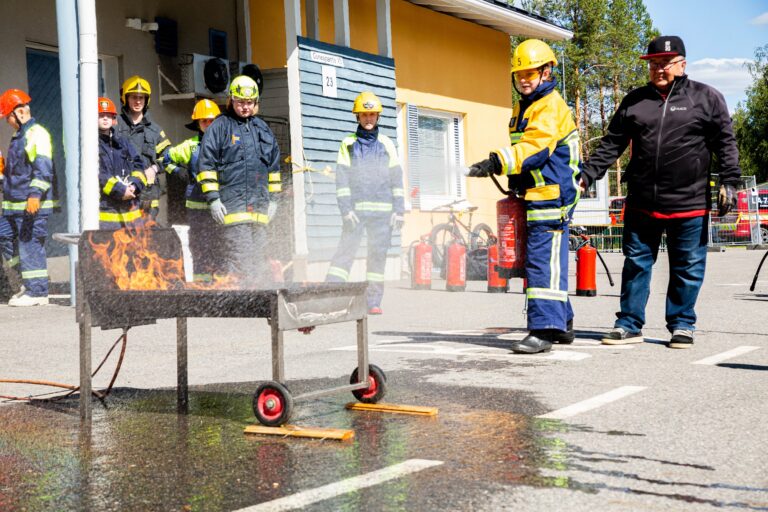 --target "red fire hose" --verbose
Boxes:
[0,329,129,403]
